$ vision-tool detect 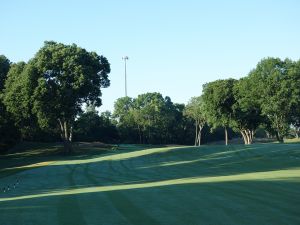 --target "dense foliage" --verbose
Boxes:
[1,44,299,152]
[1,42,111,153]
[113,93,195,144]
[202,57,300,144]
